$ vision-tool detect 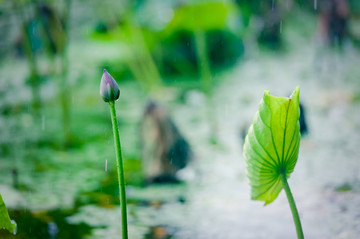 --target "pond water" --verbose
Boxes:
[1,8,360,239]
